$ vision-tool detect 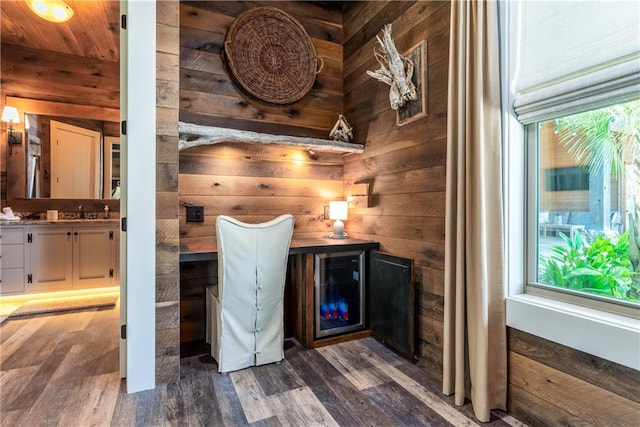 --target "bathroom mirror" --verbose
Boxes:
[5,97,120,202]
